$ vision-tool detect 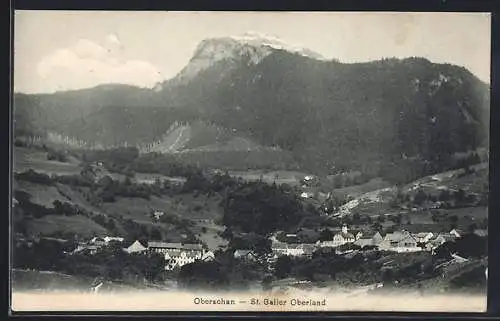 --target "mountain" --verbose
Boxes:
[13,33,490,177]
